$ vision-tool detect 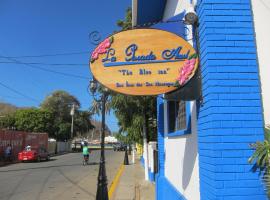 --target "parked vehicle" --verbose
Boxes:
[18,146,50,162]
[71,140,83,152]
[113,143,127,151]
